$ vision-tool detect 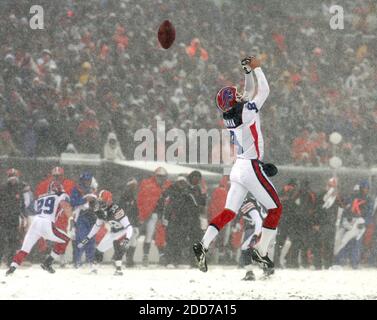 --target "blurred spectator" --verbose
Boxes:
[312,177,344,269]
[0,1,375,166]
[137,167,171,266]
[76,109,100,154]
[274,179,299,268]
[287,179,317,268]
[163,175,202,267]
[0,128,21,156]
[0,168,28,266]
[335,184,367,269]
[103,132,125,160]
